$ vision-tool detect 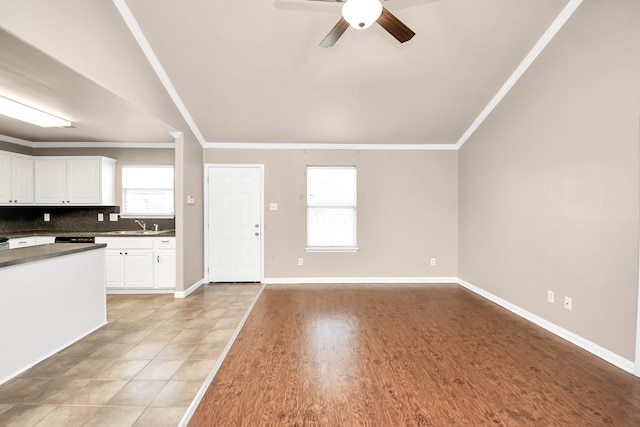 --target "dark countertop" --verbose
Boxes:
[0,243,107,269]
[0,230,176,239]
